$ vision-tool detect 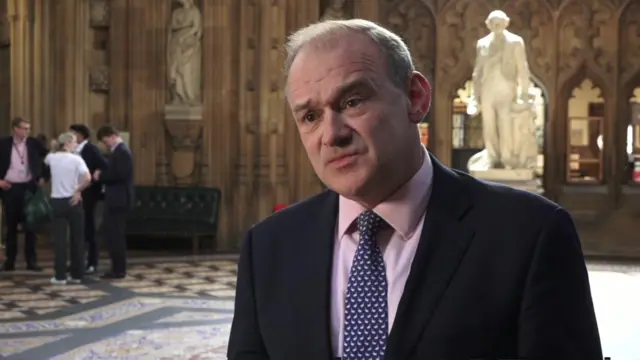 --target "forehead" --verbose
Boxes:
[287,33,387,105]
